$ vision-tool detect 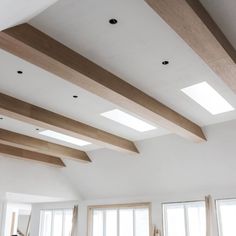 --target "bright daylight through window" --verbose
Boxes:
[89,204,150,236]
[163,201,206,236]
[217,199,236,236]
[39,209,73,236]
